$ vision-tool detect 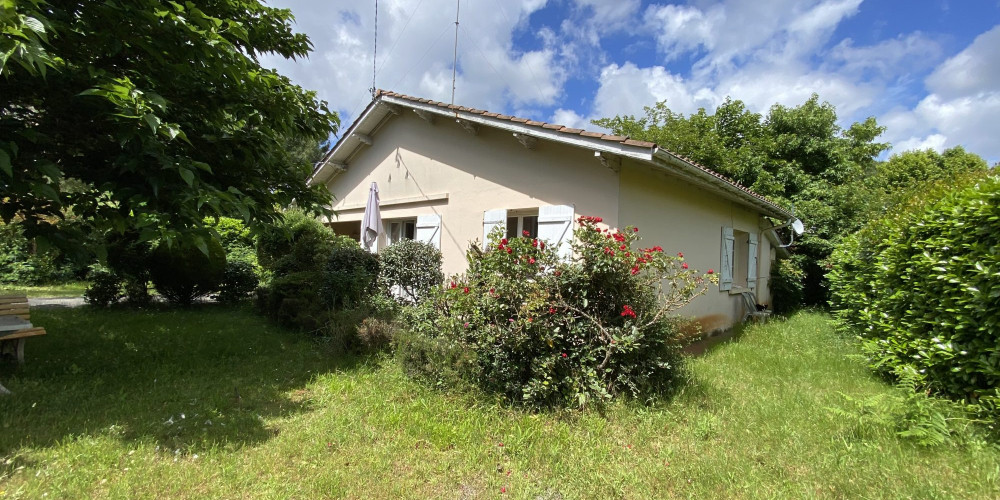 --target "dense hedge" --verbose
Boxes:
[149,238,227,306]
[378,240,443,303]
[829,175,1000,417]
[396,217,714,408]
